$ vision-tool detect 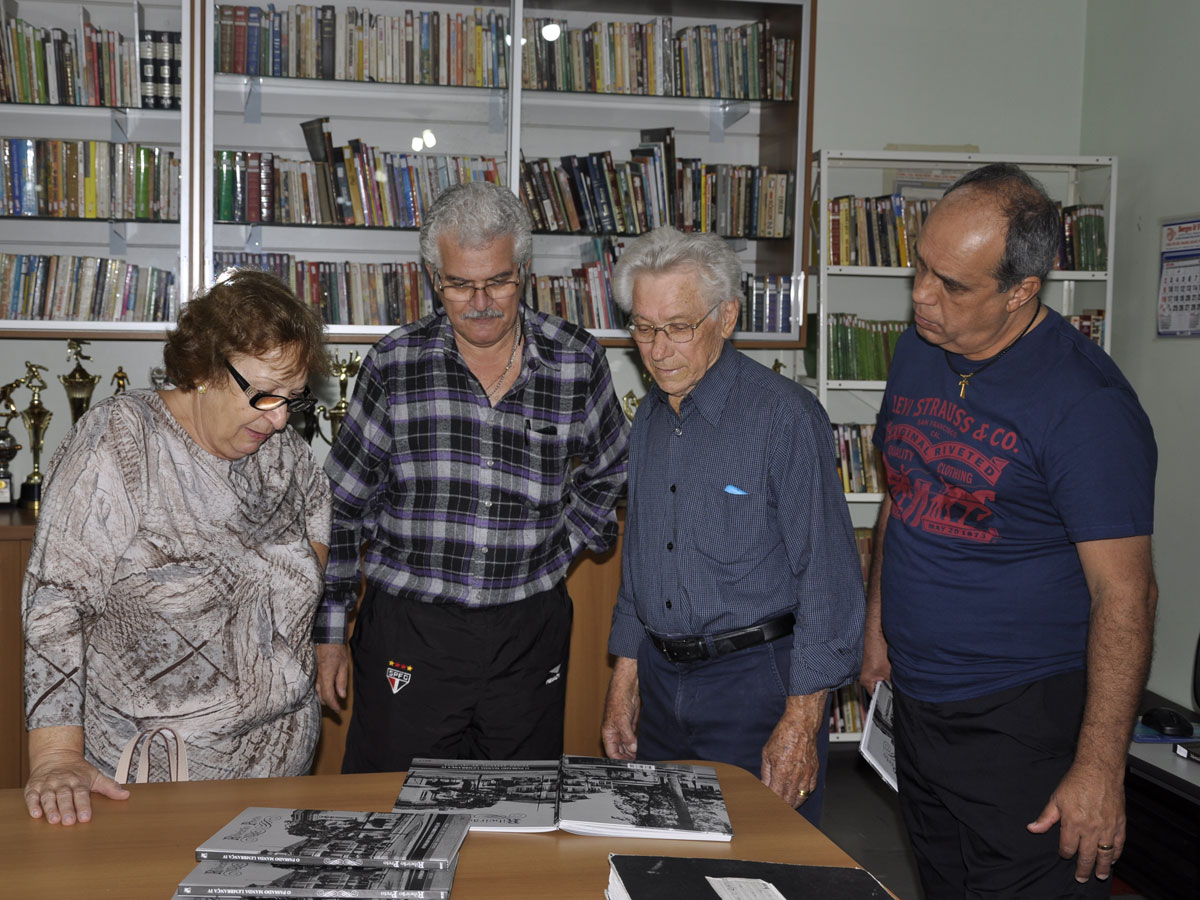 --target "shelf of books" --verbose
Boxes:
[0,0,186,336]
[811,149,1117,408]
[828,522,876,743]
[514,0,814,346]
[202,1,514,341]
[4,0,816,344]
